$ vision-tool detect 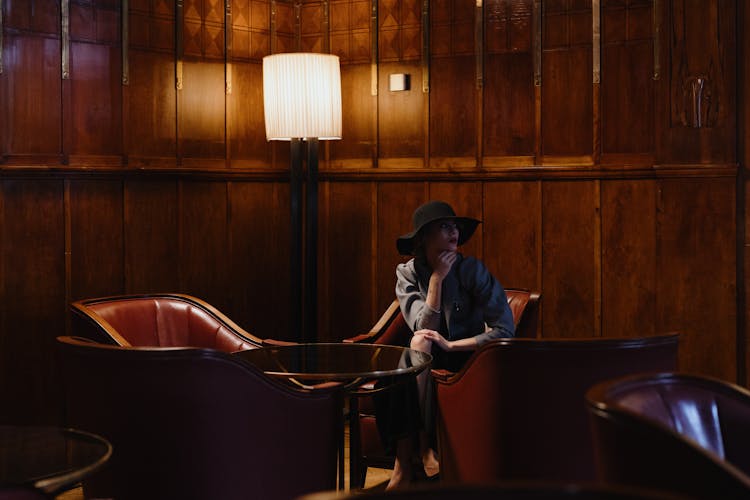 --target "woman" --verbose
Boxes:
[380,200,515,489]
